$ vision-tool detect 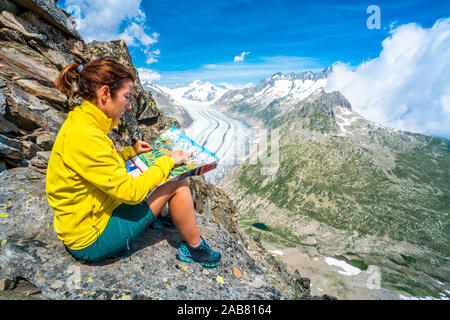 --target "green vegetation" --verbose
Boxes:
[237,133,450,255]
[228,91,450,298]
[350,260,369,271]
